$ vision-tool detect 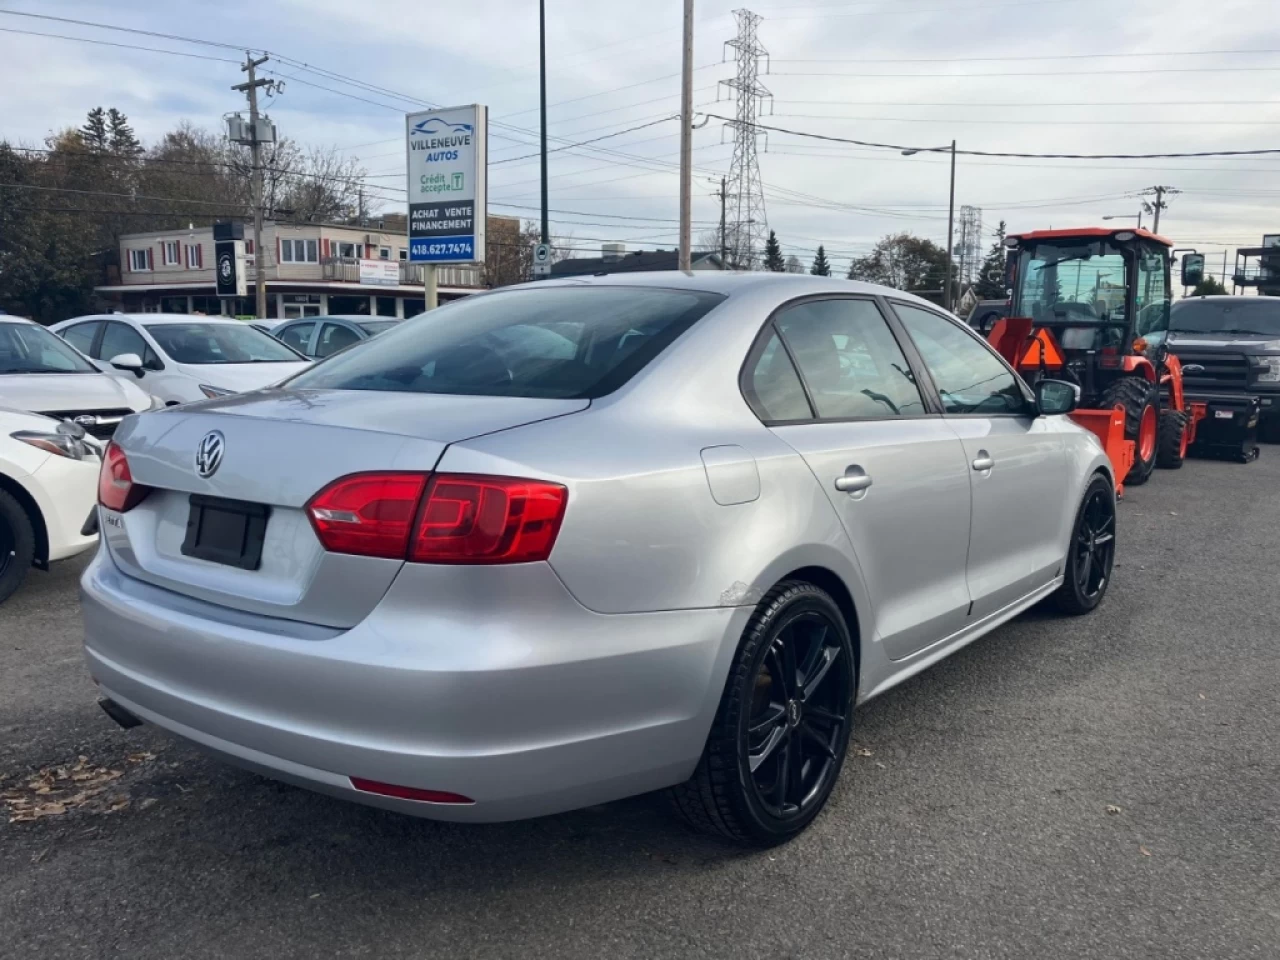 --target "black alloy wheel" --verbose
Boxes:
[670,581,856,845]
[746,610,849,820]
[1054,475,1116,615]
